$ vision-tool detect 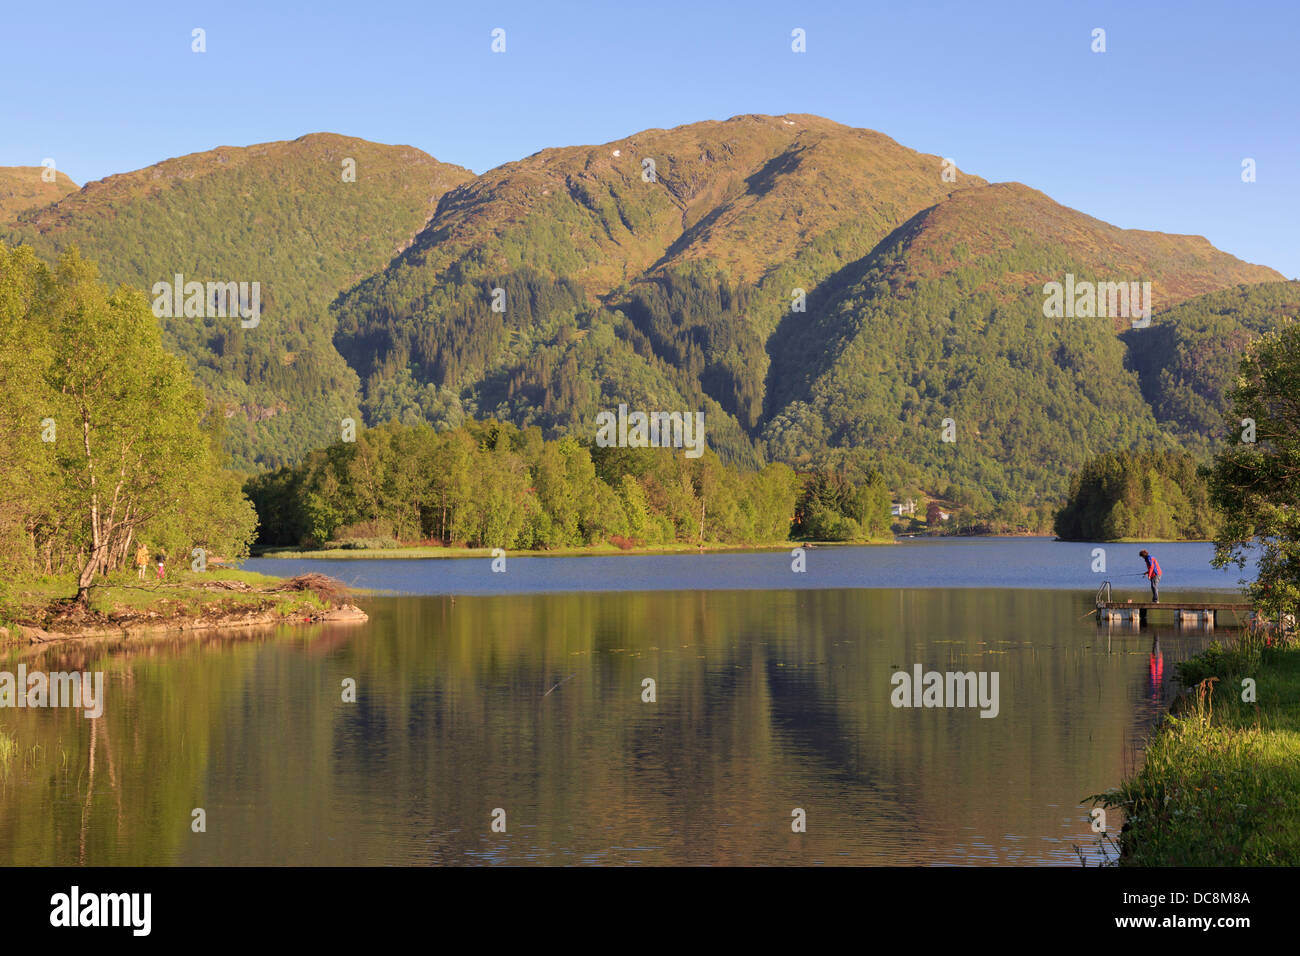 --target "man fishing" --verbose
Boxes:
[1139,549,1161,603]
